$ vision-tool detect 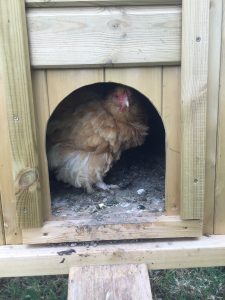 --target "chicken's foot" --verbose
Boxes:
[96,182,119,191]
